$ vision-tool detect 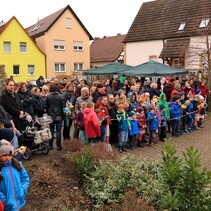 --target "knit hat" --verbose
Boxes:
[159,104,166,111]
[129,111,136,117]
[195,89,201,95]
[137,107,144,113]
[0,139,14,156]
[0,128,14,142]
